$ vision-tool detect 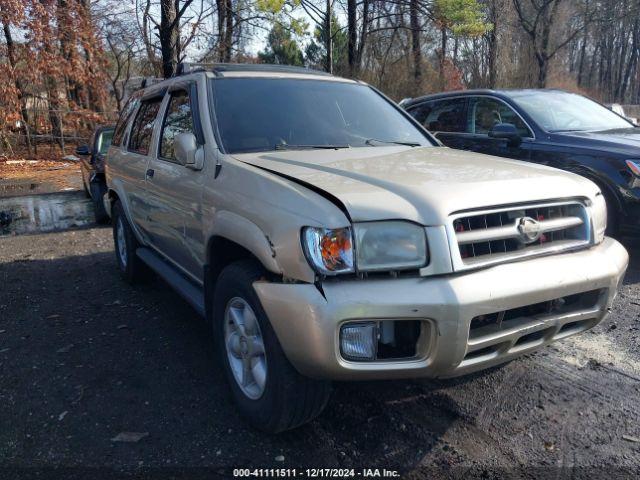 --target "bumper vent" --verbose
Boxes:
[450,201,591,270]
